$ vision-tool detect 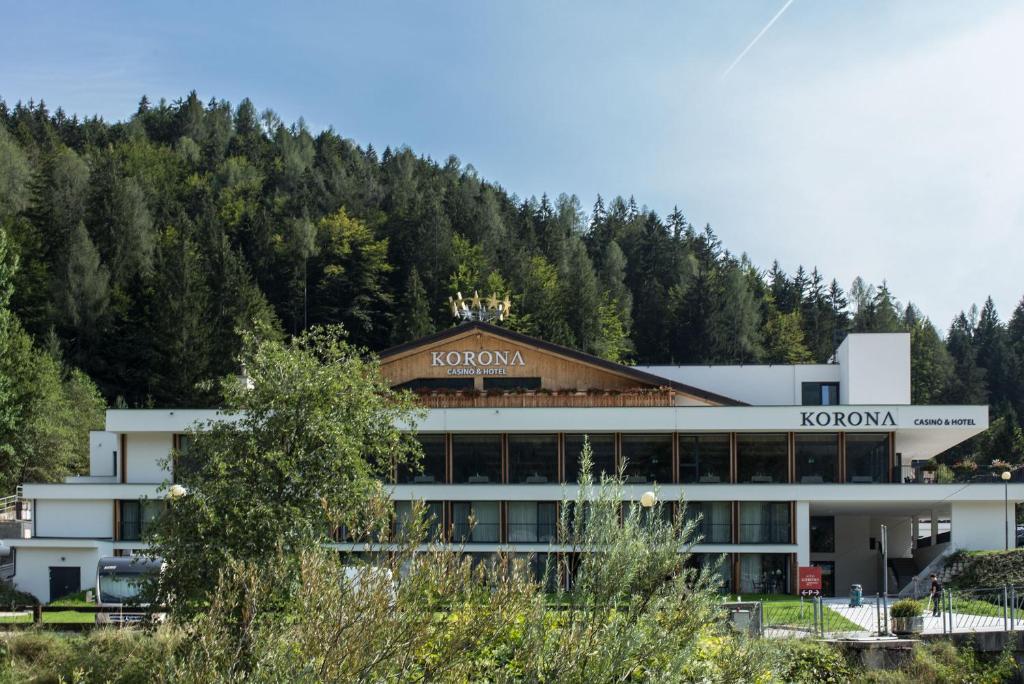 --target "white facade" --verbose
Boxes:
[2,331,1016,602]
